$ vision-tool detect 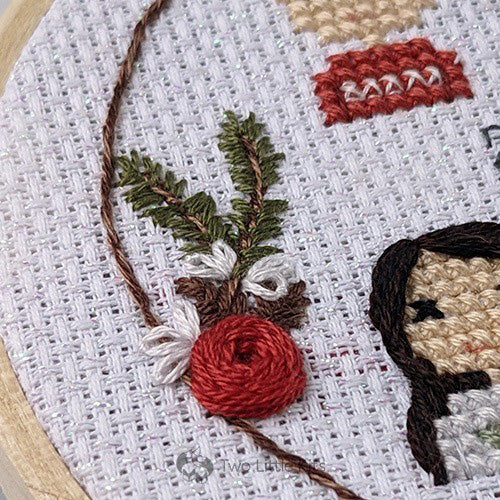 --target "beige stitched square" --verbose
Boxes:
[278,0,436,46]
